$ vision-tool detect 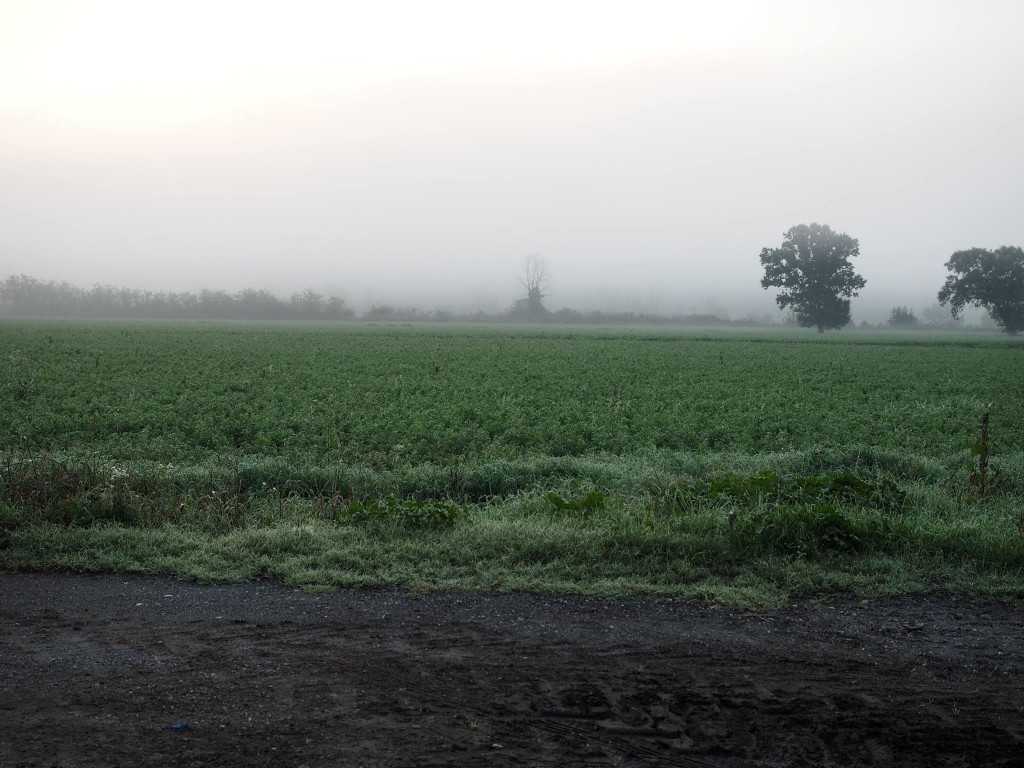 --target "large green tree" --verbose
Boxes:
[938,246,1024,335]
[759,223,866,333]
